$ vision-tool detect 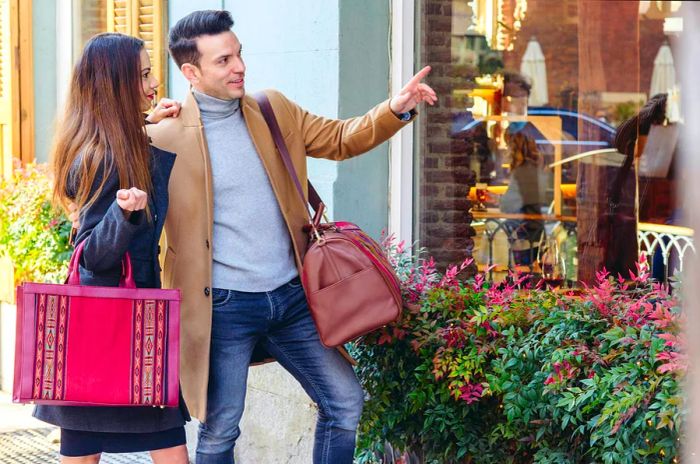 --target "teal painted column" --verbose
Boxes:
[33,0,57,163]
[336,0,391,239]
